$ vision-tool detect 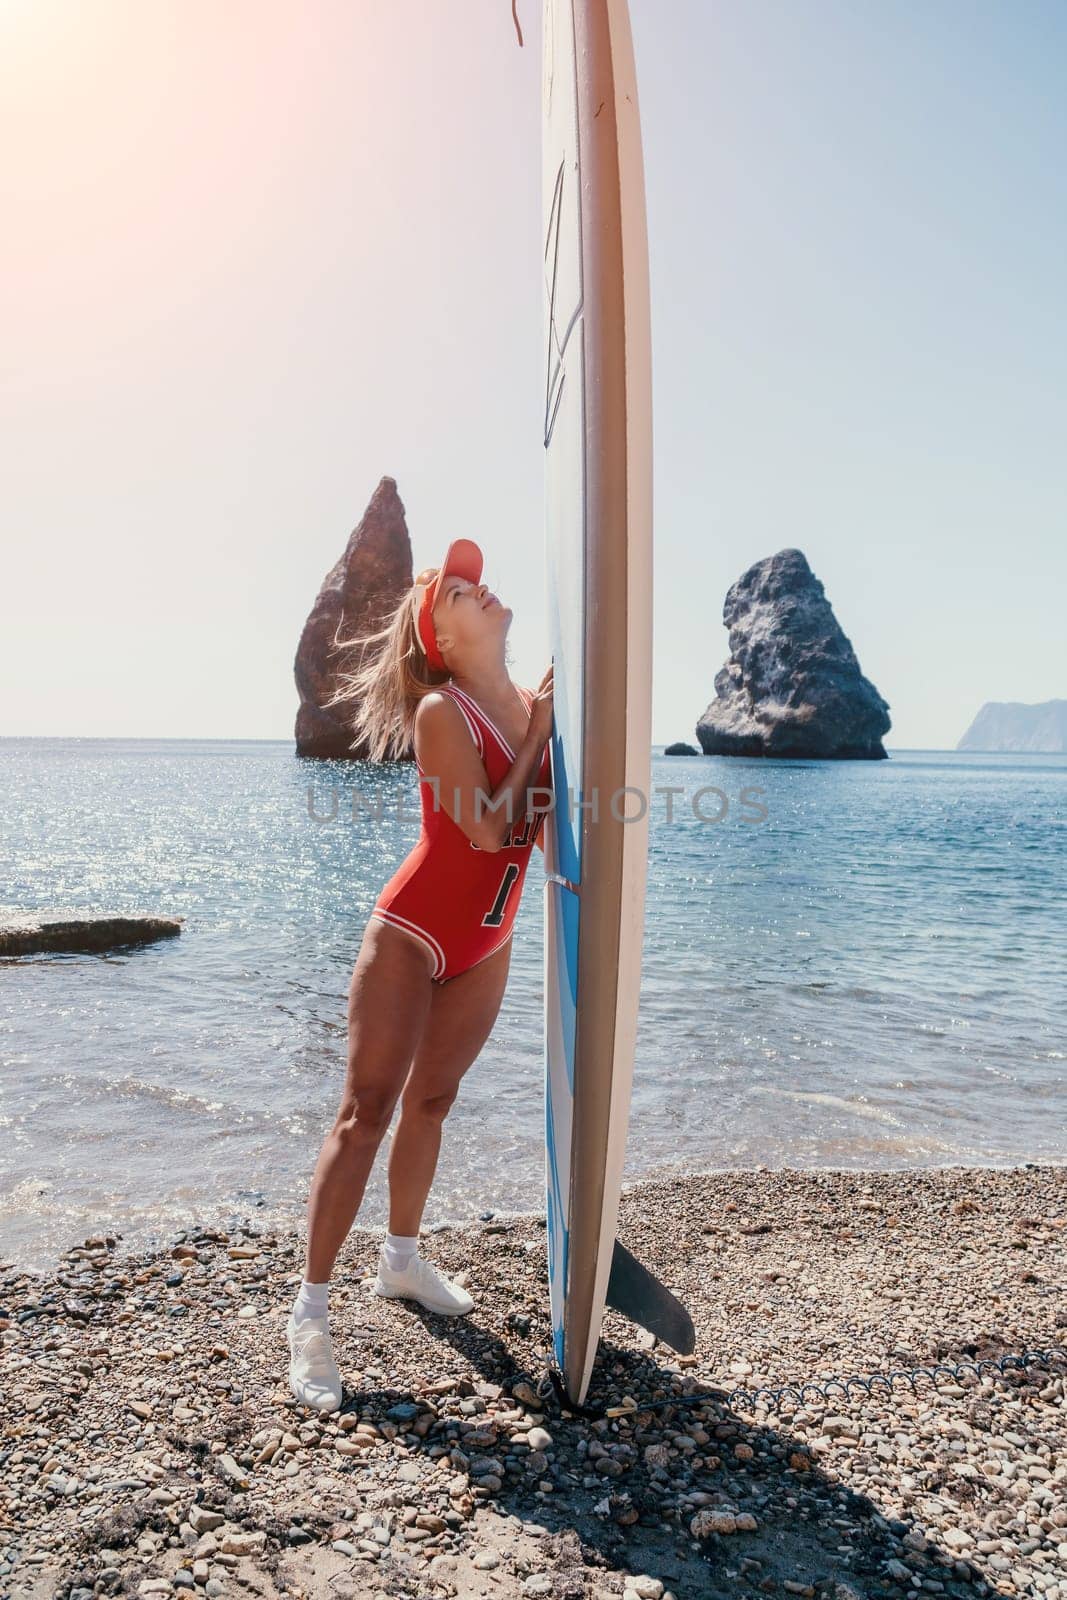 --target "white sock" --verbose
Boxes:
[383,1231,419,1271]
[292,1279,329,1326]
